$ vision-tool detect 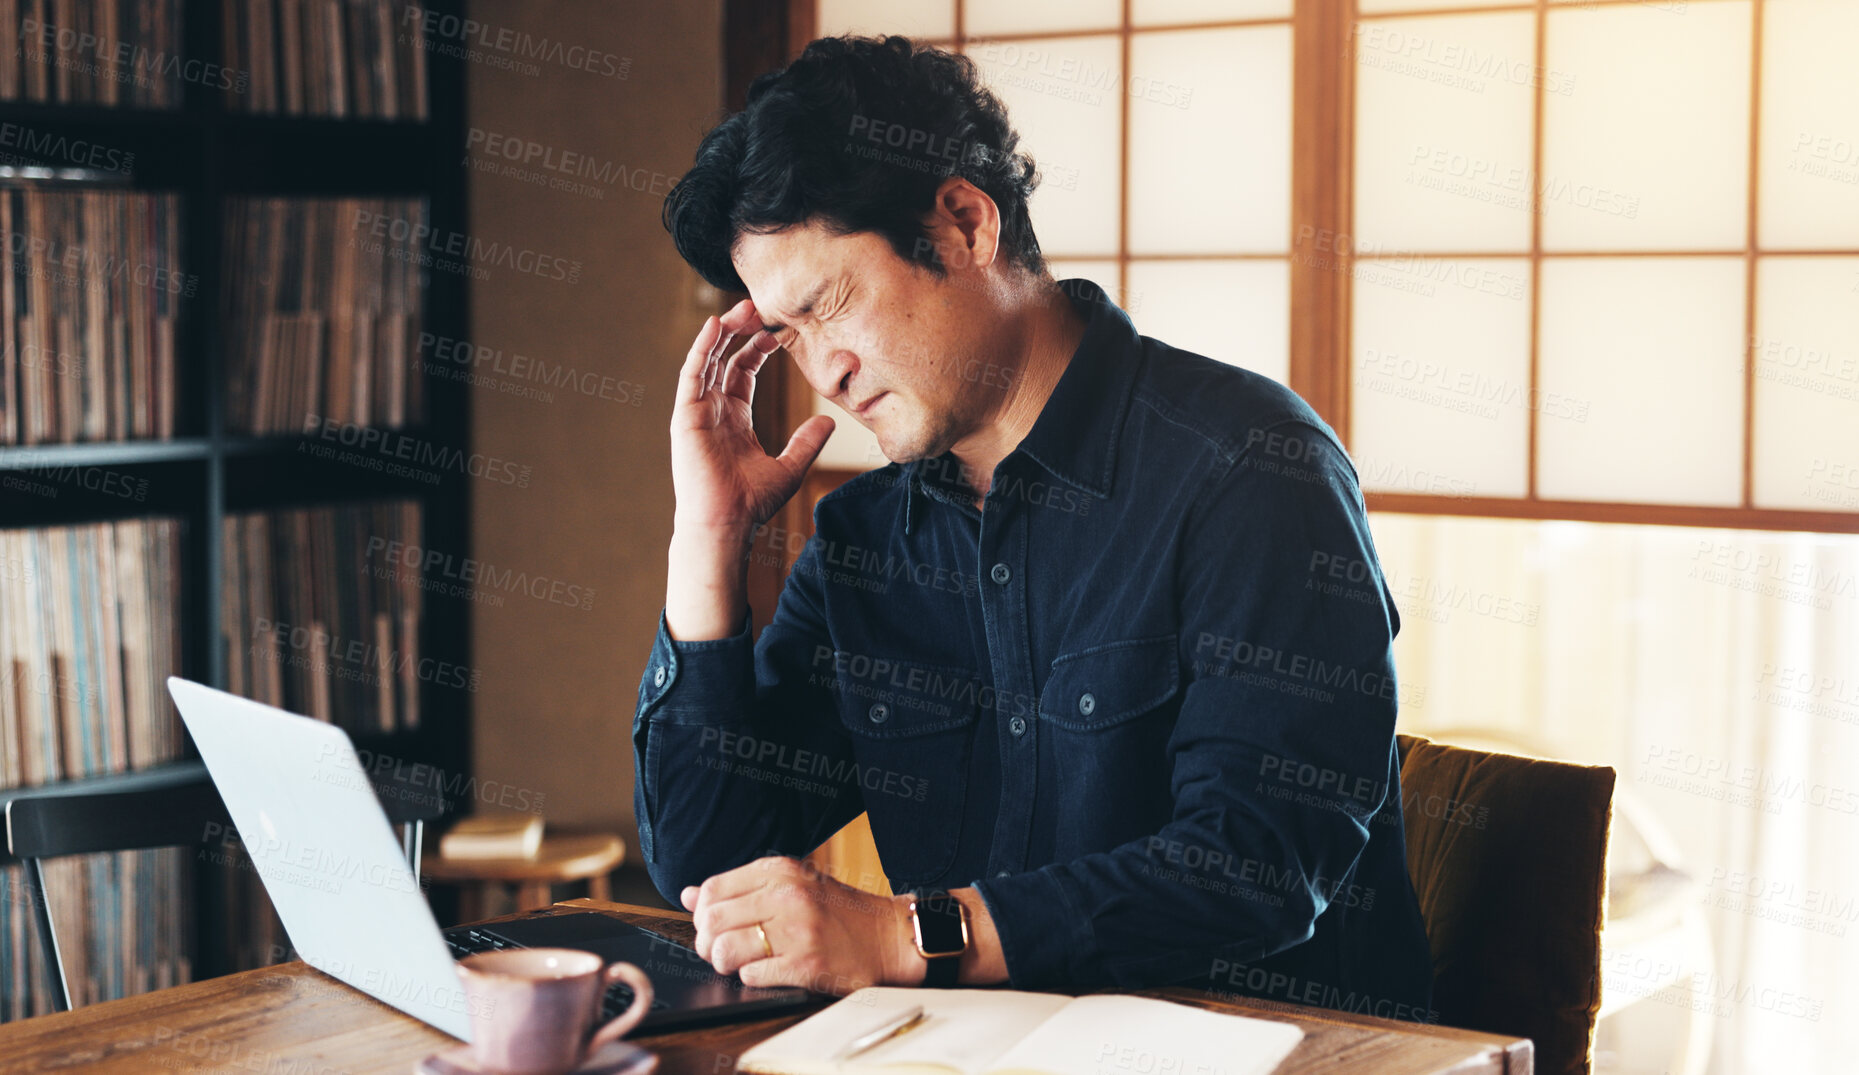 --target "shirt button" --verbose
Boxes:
[990,562,1011,585]
[1009,715,1027,736]
[995,870,1010,879]
[869,703,890,724]
[1078,692,1095,716]
[653,665,667,688]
